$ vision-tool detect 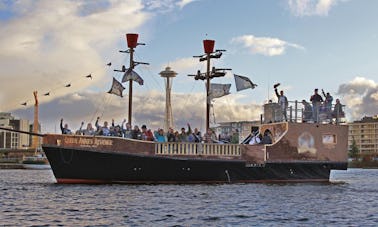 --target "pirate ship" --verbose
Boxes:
[3,34,348,183]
